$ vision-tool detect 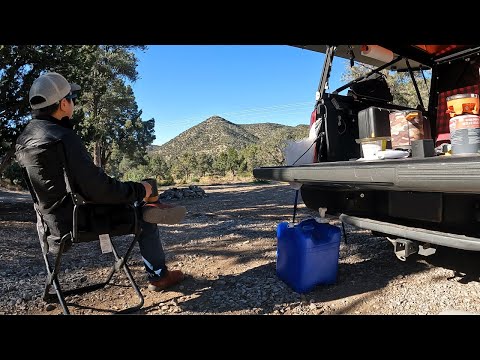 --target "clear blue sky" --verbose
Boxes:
[131,45,348,145]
